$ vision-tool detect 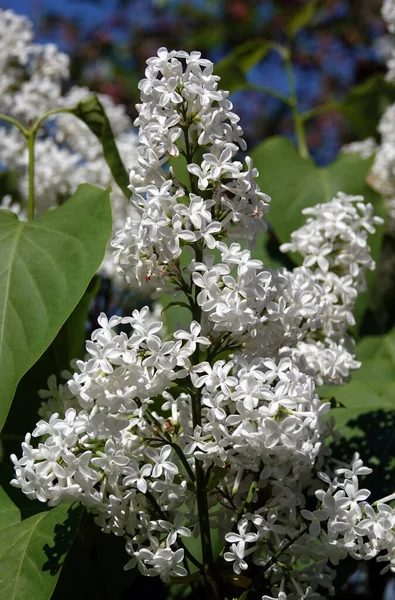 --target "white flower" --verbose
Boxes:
[145,445,178,479]
[174,321,210,352]
[224,543,249,575]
